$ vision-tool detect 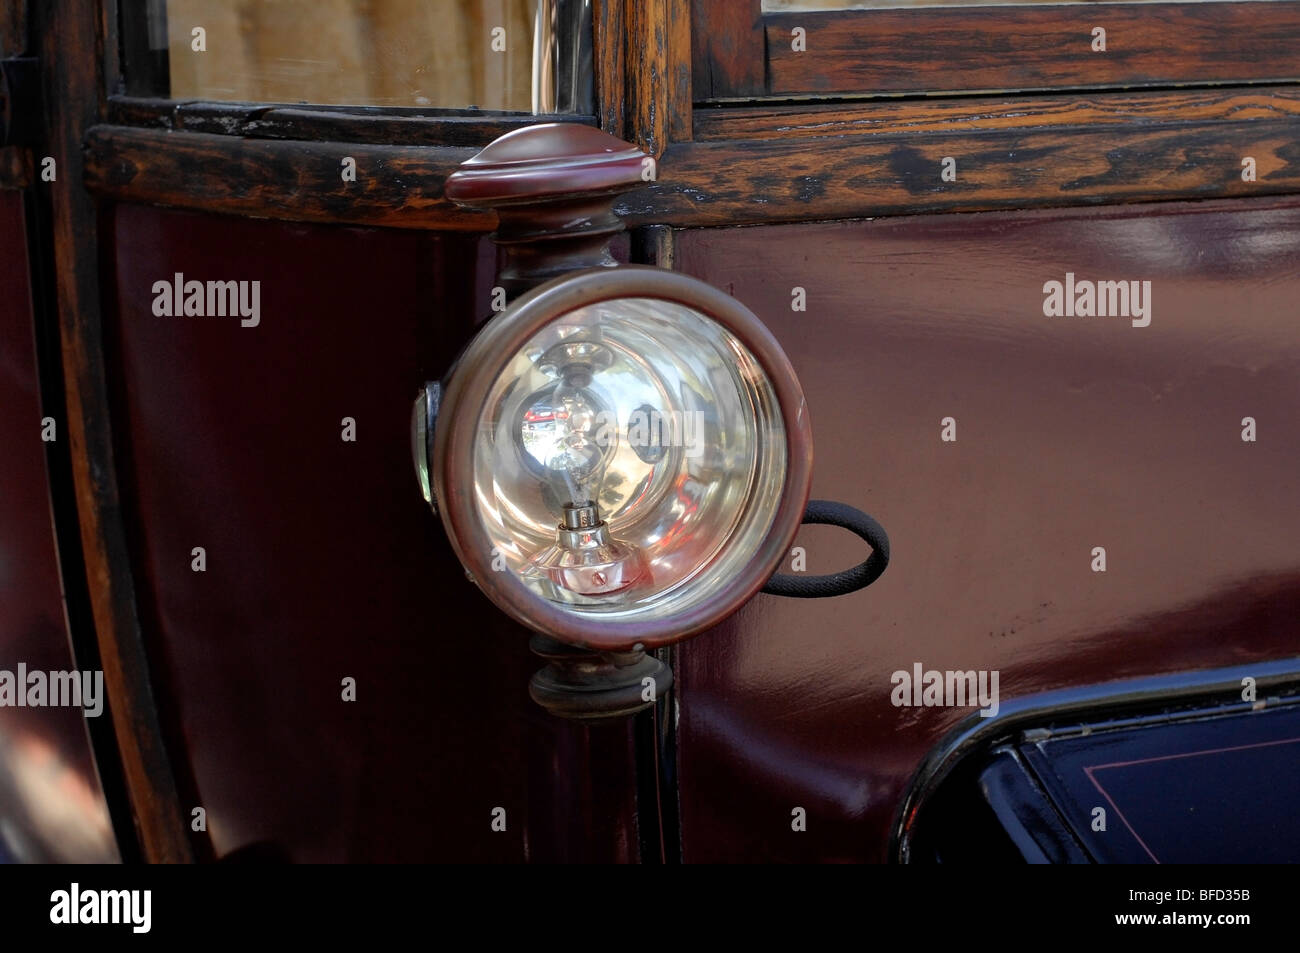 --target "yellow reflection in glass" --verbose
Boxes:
[166,0,537,109]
